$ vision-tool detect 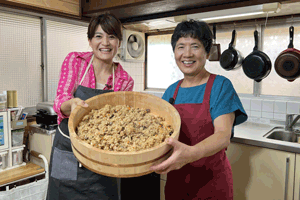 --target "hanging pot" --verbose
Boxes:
[242,30,272,82]
[219,30,243,70]
[209,24,221,61]
[275,26,300,82]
